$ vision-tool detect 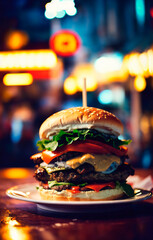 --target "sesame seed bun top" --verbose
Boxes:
[39,107,123,139]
